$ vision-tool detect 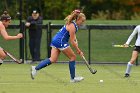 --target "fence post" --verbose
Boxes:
[88,26,91,64]
[19,22,25,63]
[24,27,28,61]
[47,22,52,58]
